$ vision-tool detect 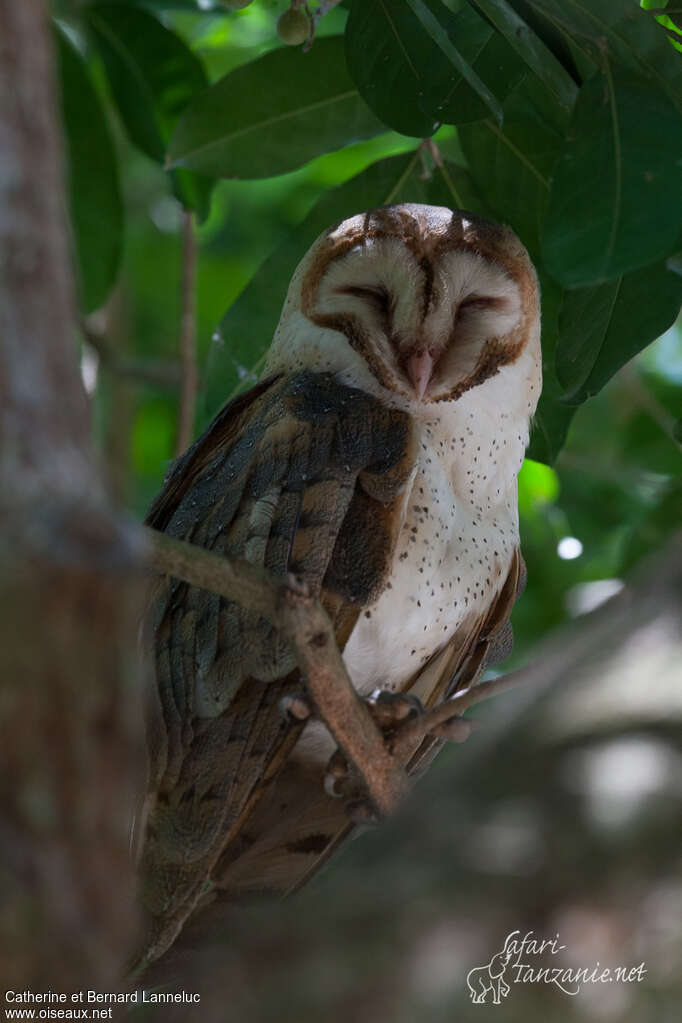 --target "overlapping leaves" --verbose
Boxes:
[168,36,385,179]
[56,25,123,314]
[56,0,682,467]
